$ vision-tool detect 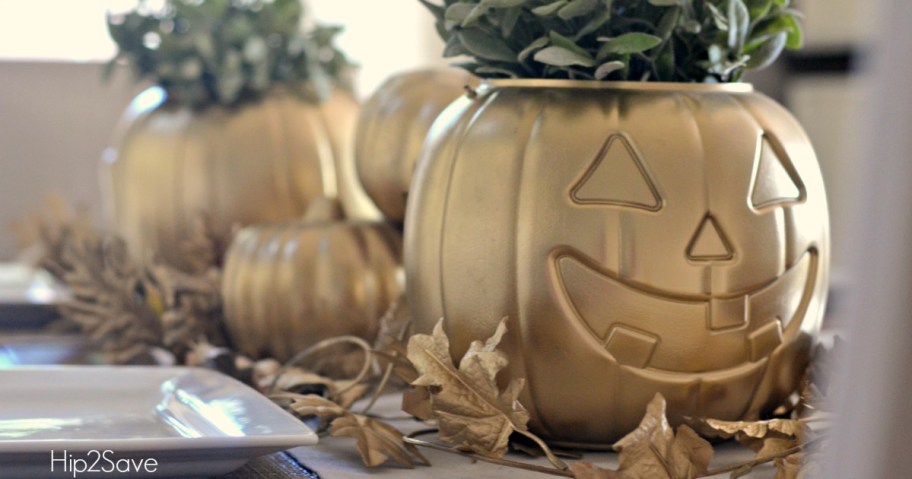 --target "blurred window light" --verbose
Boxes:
[0,0,444,95]
[308,0,445,97]
[0,1,137,62]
